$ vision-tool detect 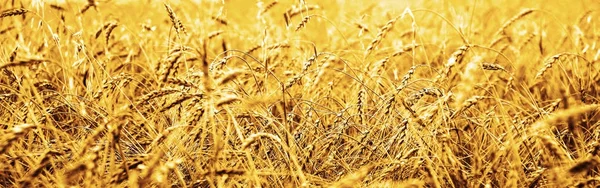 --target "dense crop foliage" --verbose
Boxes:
[1,0,600,187]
